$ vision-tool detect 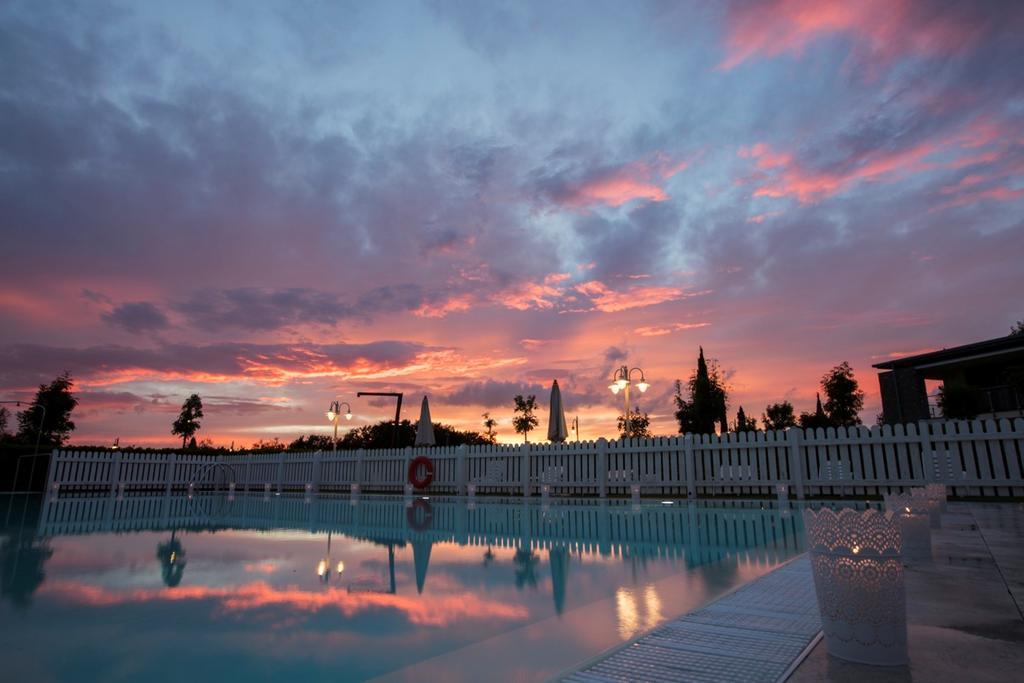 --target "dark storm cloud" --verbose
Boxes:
[102,302,170,333]
[0,340,436,387]
[442,379,548,407]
